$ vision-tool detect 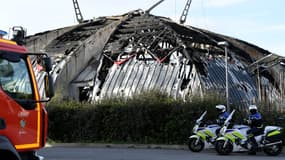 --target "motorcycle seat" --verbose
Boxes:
[264,126,281,134]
